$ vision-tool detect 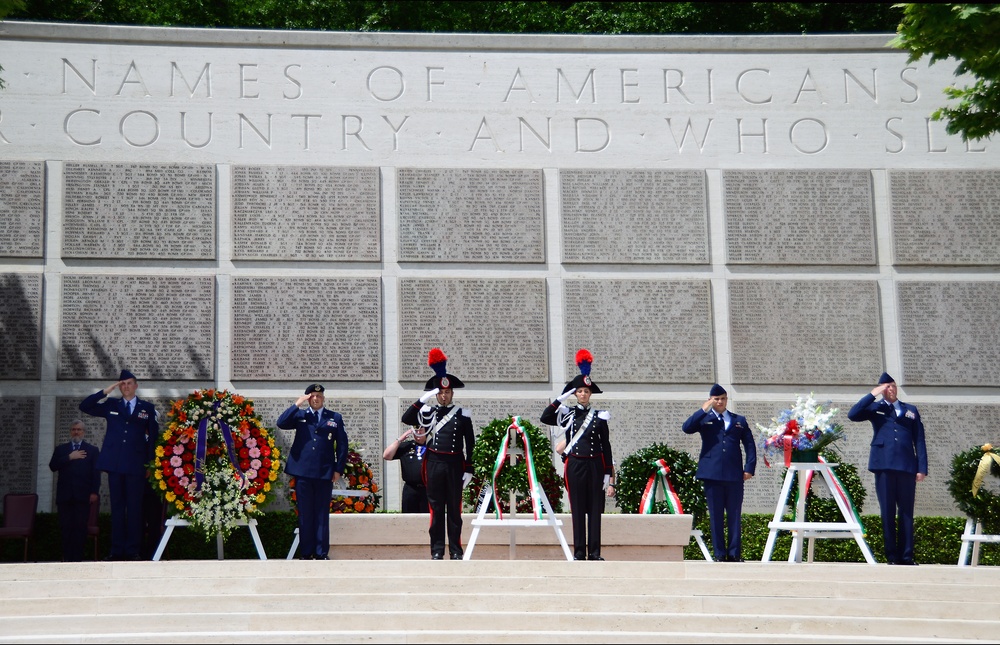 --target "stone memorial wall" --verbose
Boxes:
[1,23,998,524]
